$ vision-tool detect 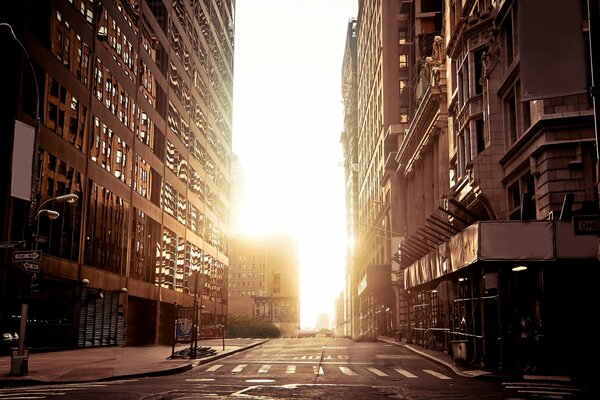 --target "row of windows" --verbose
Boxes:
[52,0,230,193]
[229,264,266,270]
[229,281,263,288]
[165,140,227,220]
[45,76,87,151]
